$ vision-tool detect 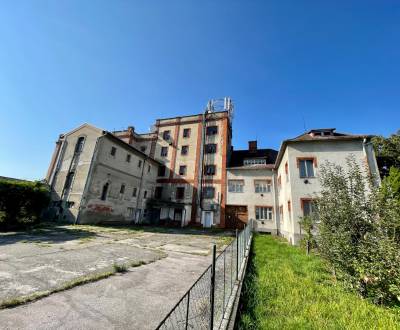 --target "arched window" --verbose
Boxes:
[101,183,109,201]
[75,137,85,154]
